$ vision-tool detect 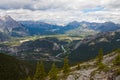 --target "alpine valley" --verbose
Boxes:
[0,15,120,80]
